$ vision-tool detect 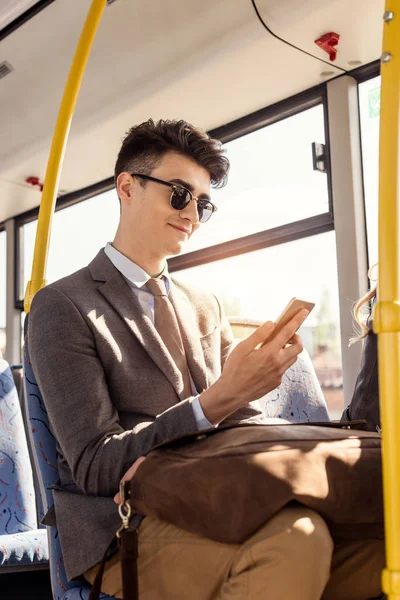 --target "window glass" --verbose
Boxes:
[359,75,381,268]
[22,189,120,293]
[182,104,330,255]
[0,230,6,357]
[176,231,343,419]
